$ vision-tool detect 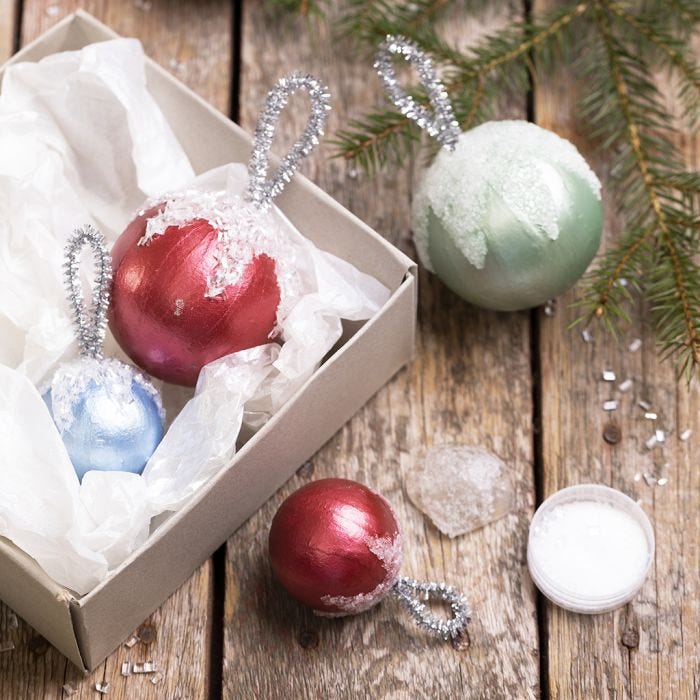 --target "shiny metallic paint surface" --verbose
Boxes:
[44,379,164,482]
[269,478,402,613]
[426,165,603,311]
[109,206,280,387]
